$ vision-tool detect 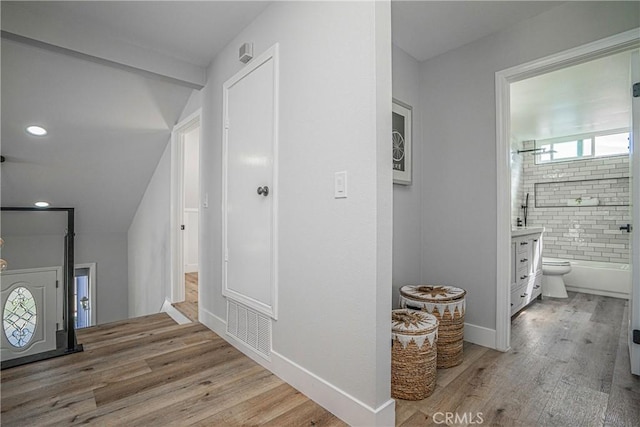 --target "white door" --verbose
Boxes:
[629,50,640,375]
[222,44,279,319]
[183,125,200,274]
[183,209,199,273]
[1,269,58,361]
